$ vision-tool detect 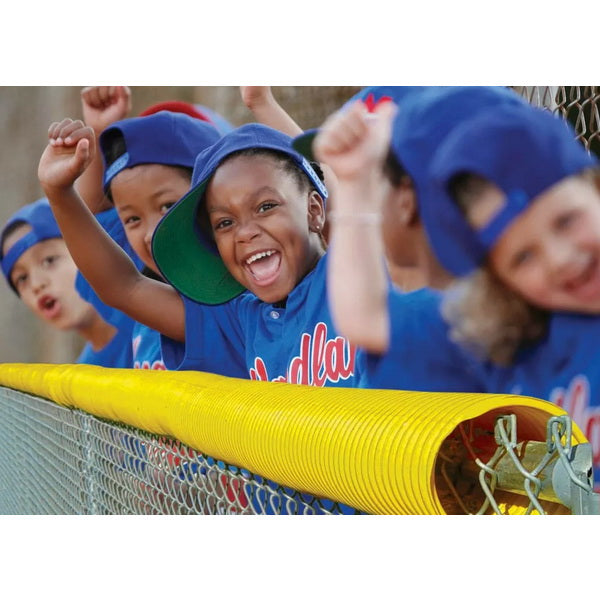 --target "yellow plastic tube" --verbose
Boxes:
[0,363,586,514]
